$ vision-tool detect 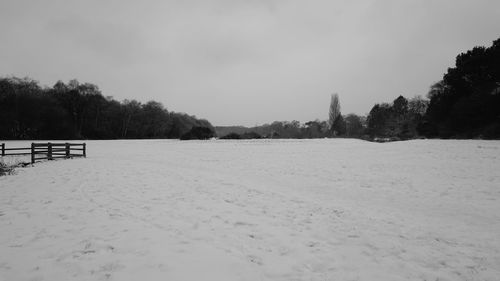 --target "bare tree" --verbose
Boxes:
[328,93,341,132]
